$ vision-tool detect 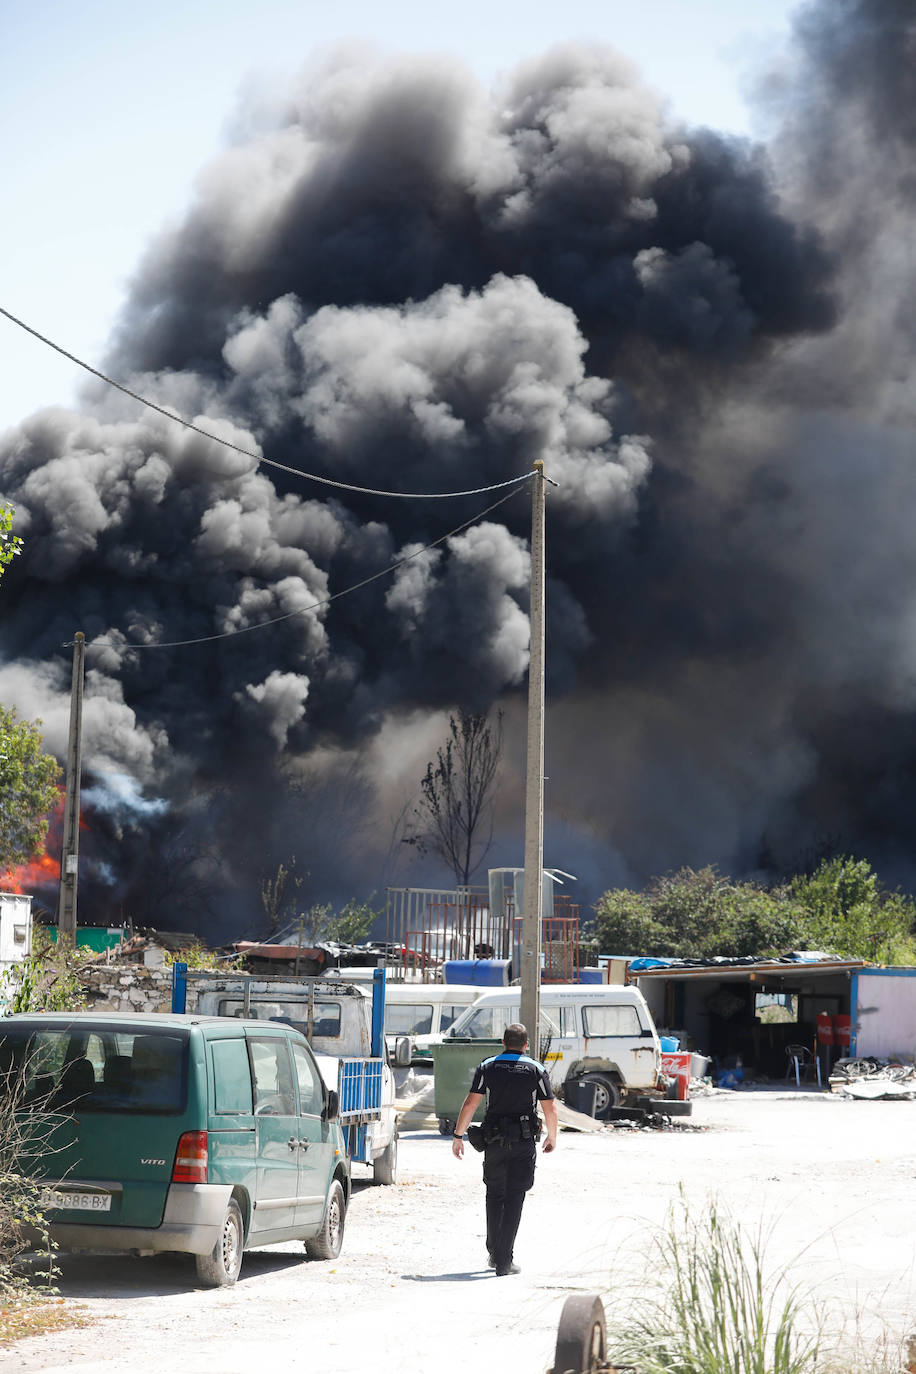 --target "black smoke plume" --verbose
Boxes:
[1,0,914,936]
